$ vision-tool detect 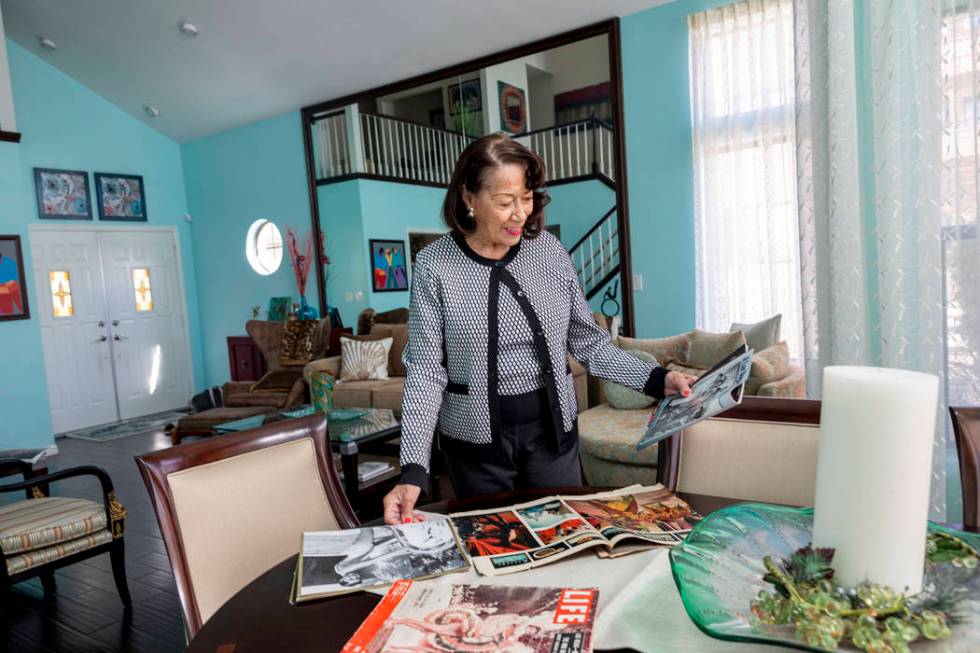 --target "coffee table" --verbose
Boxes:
[214,407,402,511]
